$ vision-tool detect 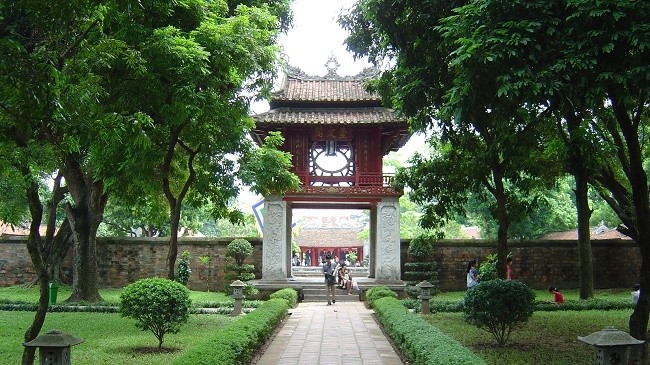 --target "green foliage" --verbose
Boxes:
[99,195,170,237]
[201,213,260,237]
[226,238,253,266]
[463,279,535,346]
[224,239,256,294]
[405,234,440,297]
[269,288,298,308]
[171,296,290,365]
[400,297,421,312]
[429,300,466,313]
[119,278,192,349]
[365,286,398,308]
[176,250,192,285]
[403,261,439,298]
[408,234,434,259]
[477,253,498,282]
[373,297,487,365]
[239,131,300,197]
[348,251,358,263]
